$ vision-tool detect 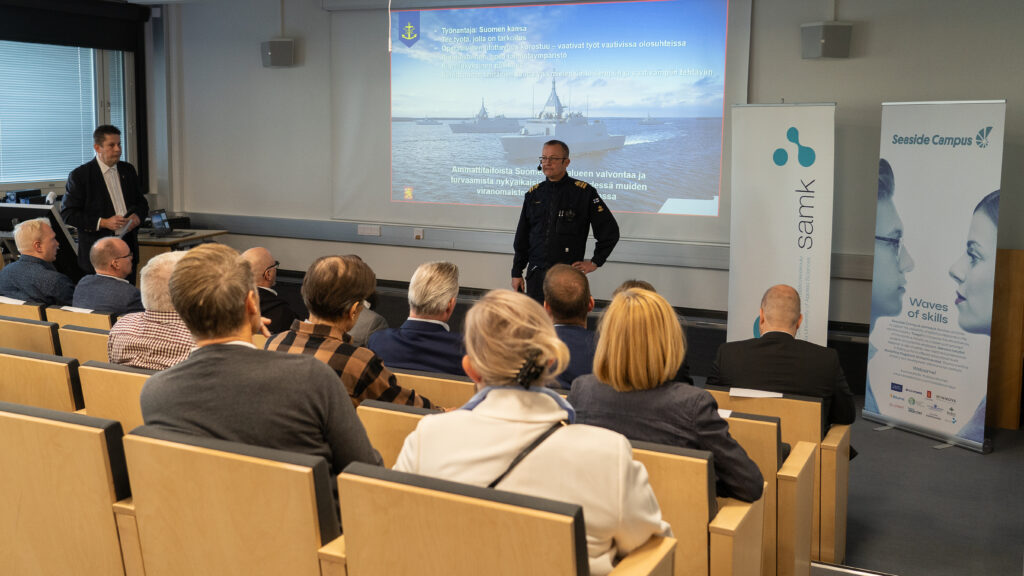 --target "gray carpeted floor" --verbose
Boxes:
[841,398,1024,576]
